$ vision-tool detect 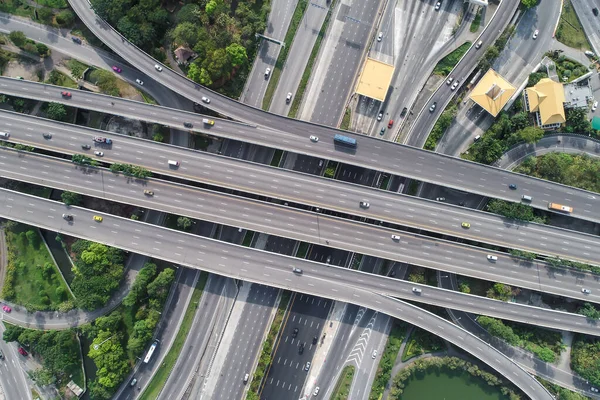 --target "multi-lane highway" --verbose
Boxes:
[2,109,599,269]
[1,186,599,337]
[0,186,554,399]
[4,71,600,224]
[4,147,600,306]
